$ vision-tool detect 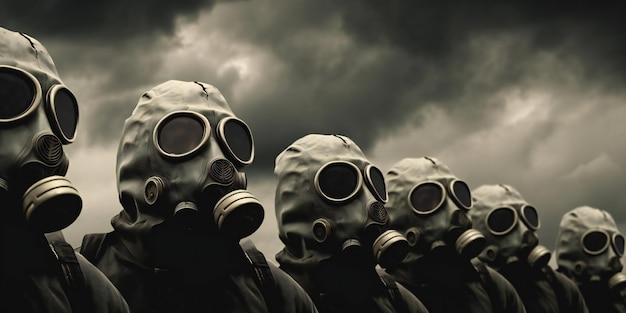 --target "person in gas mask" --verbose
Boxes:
[469,184,588,313]
[555,206,626,313]
[0,26,130,312]
[384,157,526,313]
[274,134,429,313]
[79,80,318,313]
